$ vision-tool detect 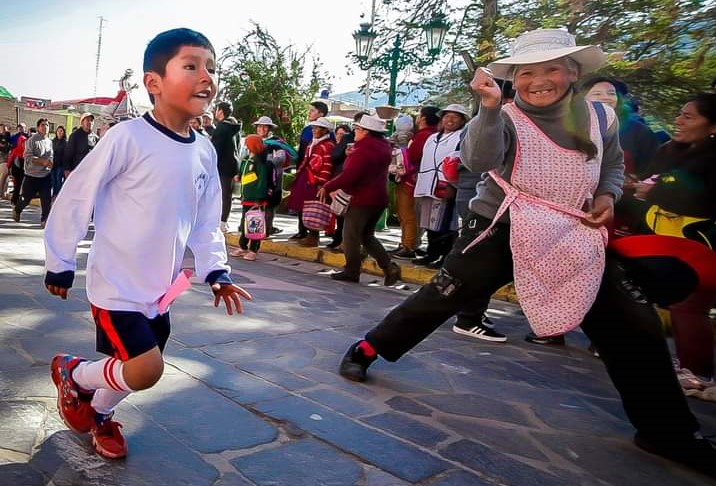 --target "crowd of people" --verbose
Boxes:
[1,25,714,478]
